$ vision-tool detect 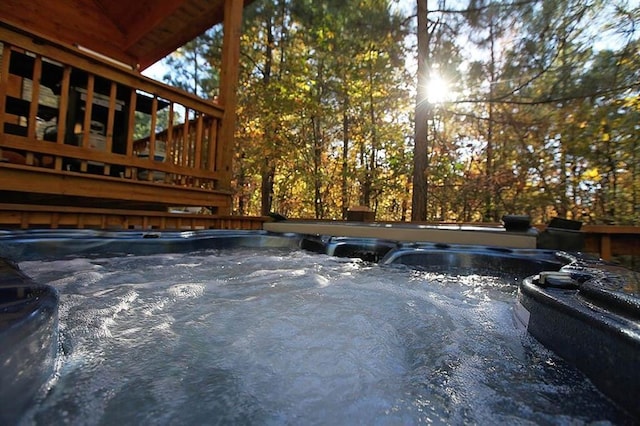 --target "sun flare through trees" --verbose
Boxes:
[161,0,640,225]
